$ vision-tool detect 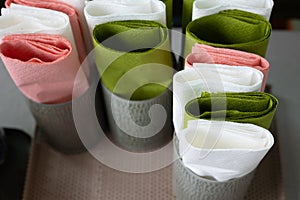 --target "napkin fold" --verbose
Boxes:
[185,44,270,91]
[173,64,263,134]
[0,34,88,104]
[0,4,78,58]
[84,0,166,34]
[55,0,92,53]
[184,92,278,129]
[192,0,273,21]
[56,0,84,14]
[93,20,173,100]
[178,119,274,181]
[5,0,86,62]
[182,0,273,32]
[91,0,173,28]
[185,9,272,57]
